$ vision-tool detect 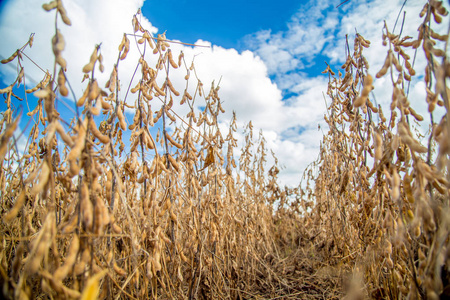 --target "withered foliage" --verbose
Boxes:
[0,1,449,299]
